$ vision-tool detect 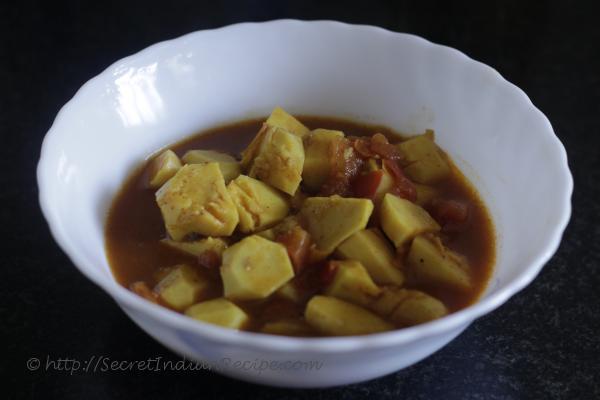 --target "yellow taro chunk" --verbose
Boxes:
[221,235,294,300]
[305,296,393,336]
[154,264,210,311]
[185,298,249,329]
[227,175,290,233]
[380,193,440,248]
[161,237,228,258]
[407,235,471,291]
[325,260,381,307]
[275,281,304,304]
[397,134,450,183]
[155,163,239,240]
[300,195,373,254]
[390,289,447,326]
[242,124,305,195]
[368,286,411,317]
[181,149,241,183]
[336,228,405,286]
[148,149,182,188]
[266,107,310,138]
[302,129,345,191]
